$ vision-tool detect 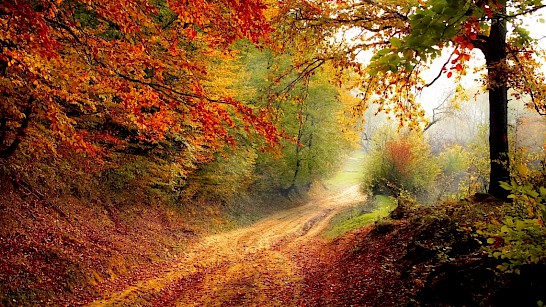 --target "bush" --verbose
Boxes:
[480,182,546,273]
[481,149,546,273]
[362,126,440,199]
